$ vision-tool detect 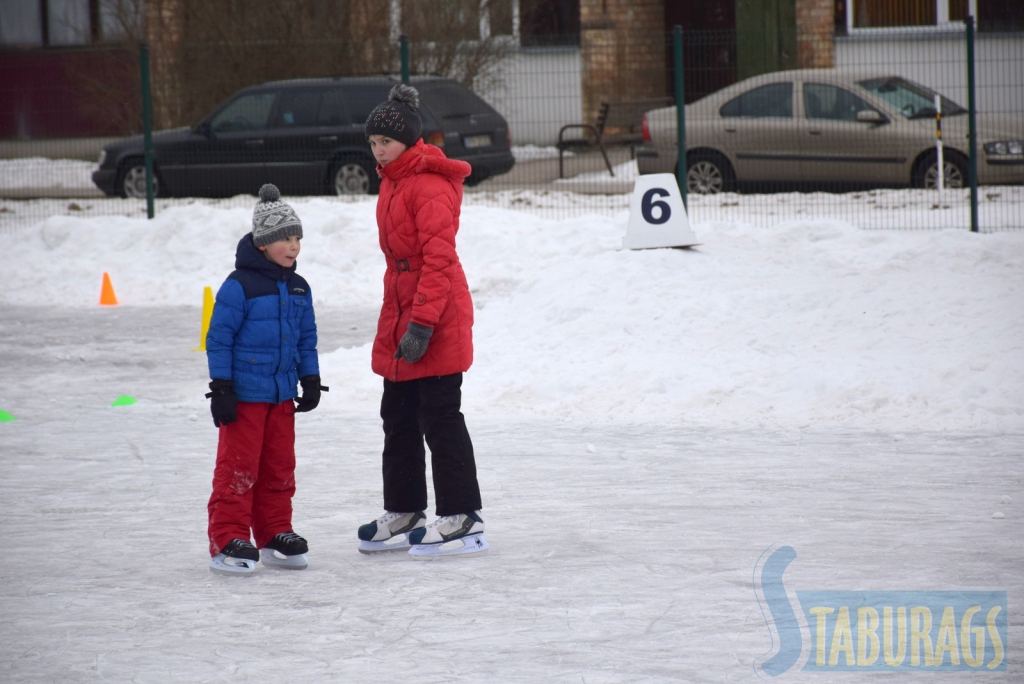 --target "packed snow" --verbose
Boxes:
[1,195,1022,681]
[4,196,1021,432]
[0,157,99,193]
